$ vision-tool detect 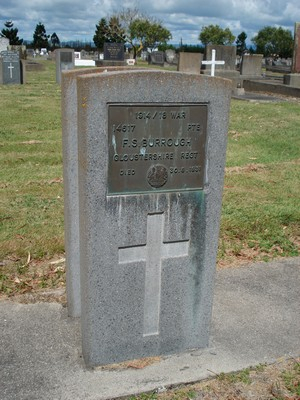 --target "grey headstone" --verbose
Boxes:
[240,54,263,76]
[69,70,231,366]
[177,52,203,74]
[56,49,75,84]
[0,50,22,85]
